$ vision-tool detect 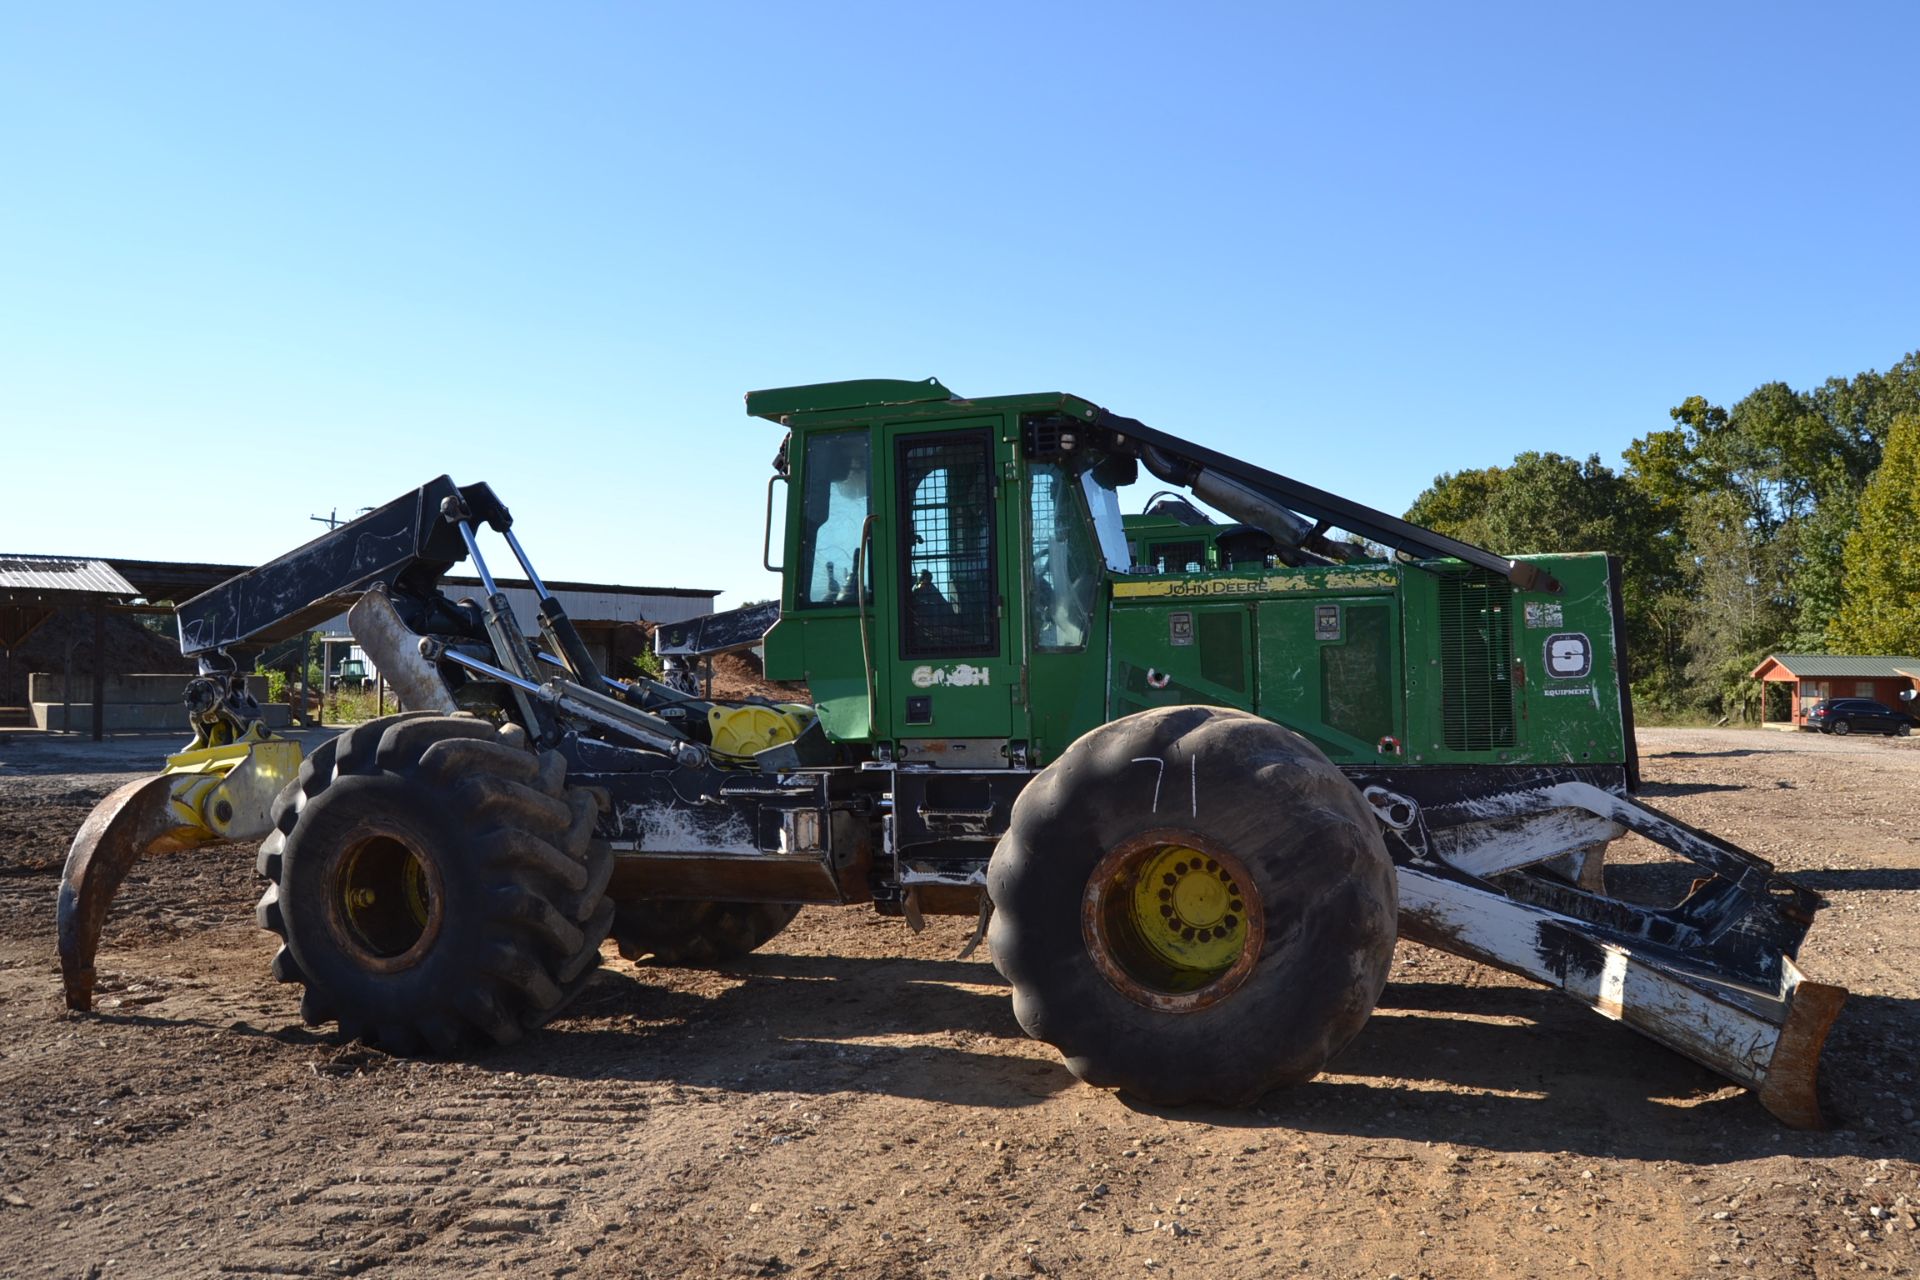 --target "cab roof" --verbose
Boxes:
[744,377,1097,426]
